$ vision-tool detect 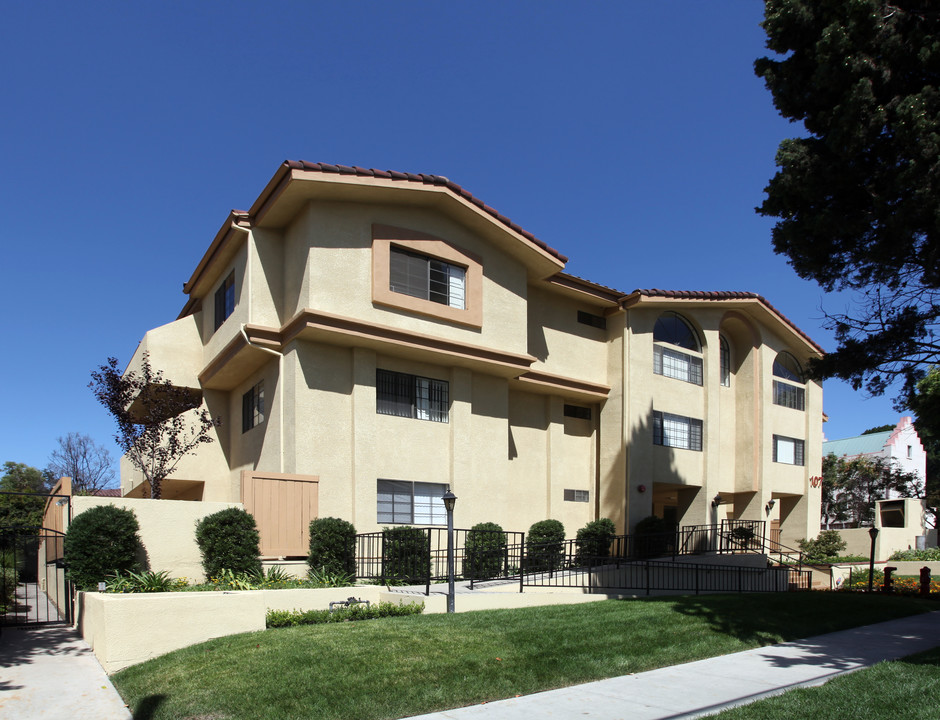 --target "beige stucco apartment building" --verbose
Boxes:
[121,161,824,556]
